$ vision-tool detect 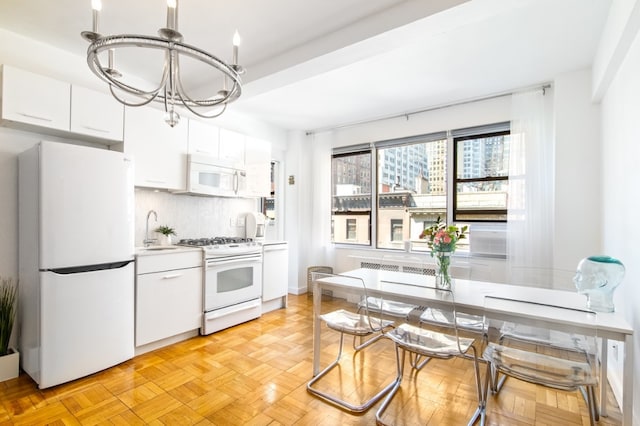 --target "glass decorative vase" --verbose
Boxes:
[573,255,625,312]
[435,250,453,290]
